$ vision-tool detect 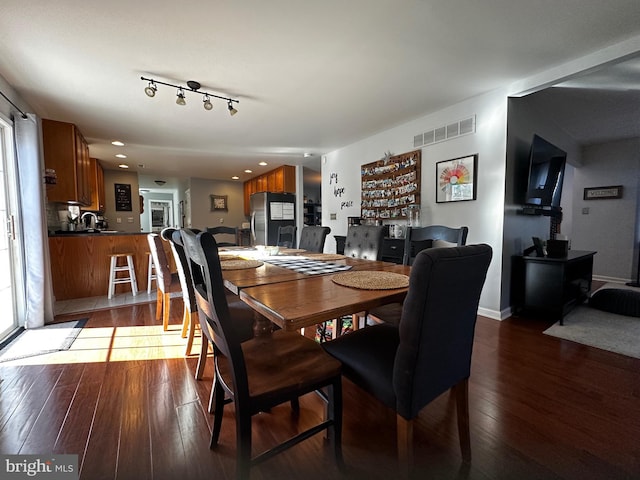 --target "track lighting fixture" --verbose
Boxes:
[141,76,239,115]
[227,100,238,116]
[144,80,157,97]
[176,88,186,106]
[203,95,213,111]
